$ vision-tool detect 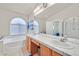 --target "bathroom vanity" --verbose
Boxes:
[23,17,79,56]
[24,34,79,56]
[24,34,62,56]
